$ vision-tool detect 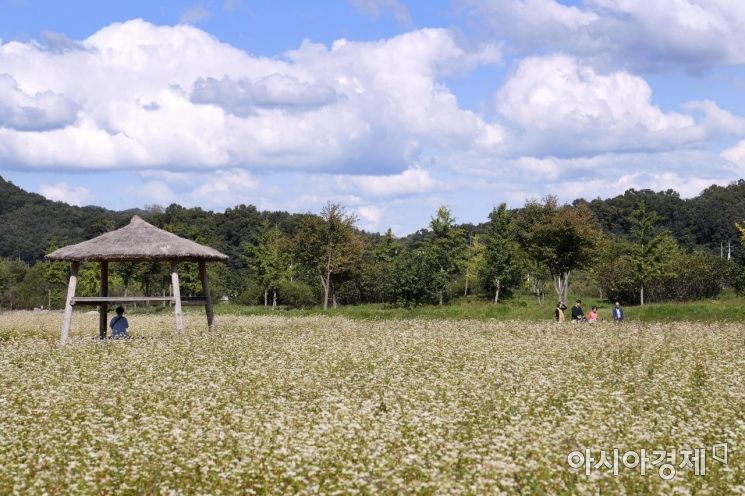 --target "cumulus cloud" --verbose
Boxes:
[0,20,501,173]
[462,0,745,72]
[721,140,745,174]
[0,74,79,131]
[188,169,260,207]
[333,168,443,197]
[39,182,94,206]
[40,31,88,53]
[494,55,742,157]
[191,74,338,115]
[132,169,260,209]
[356,205,384,230]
